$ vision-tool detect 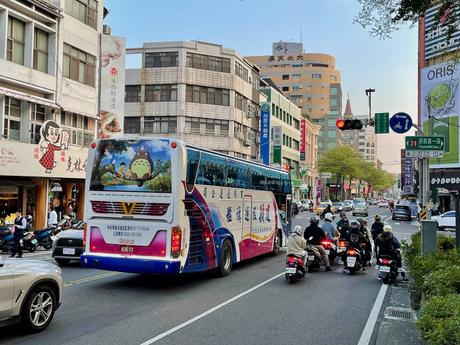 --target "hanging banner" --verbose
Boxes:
[260,103,271,165]
[300,119,306,161]
[99,34,126,139]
